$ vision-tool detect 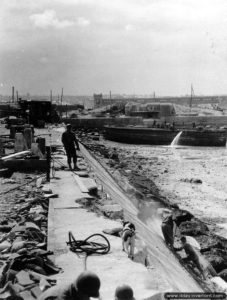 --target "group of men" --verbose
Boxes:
[161,204,216,280]
[122,204,209,281]
[38,270,135,300]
